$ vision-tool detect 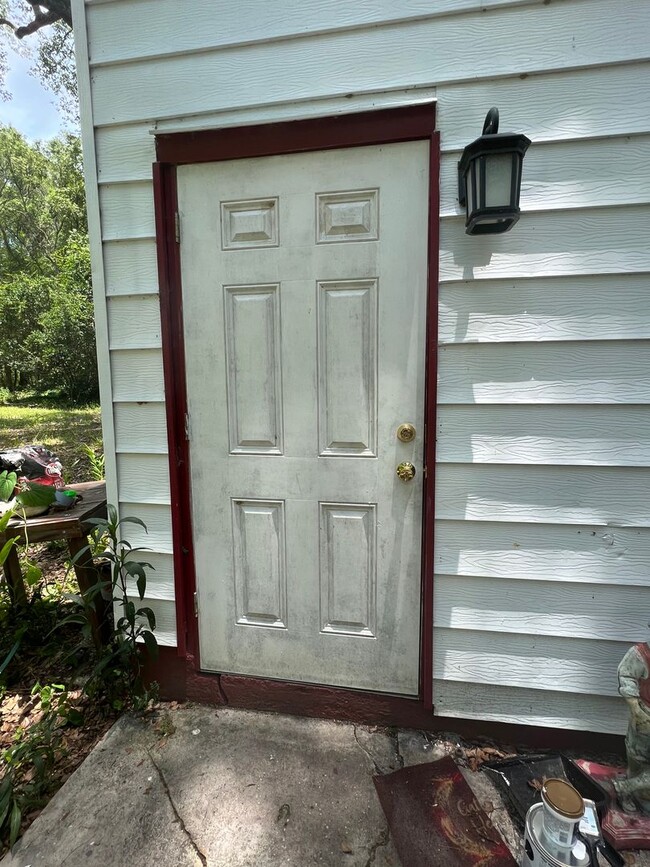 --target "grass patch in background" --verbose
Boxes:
[0,401,102,484]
